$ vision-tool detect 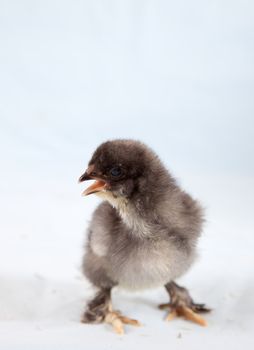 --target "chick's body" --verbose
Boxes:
[79,140,209,332]
[84,192,202,291]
